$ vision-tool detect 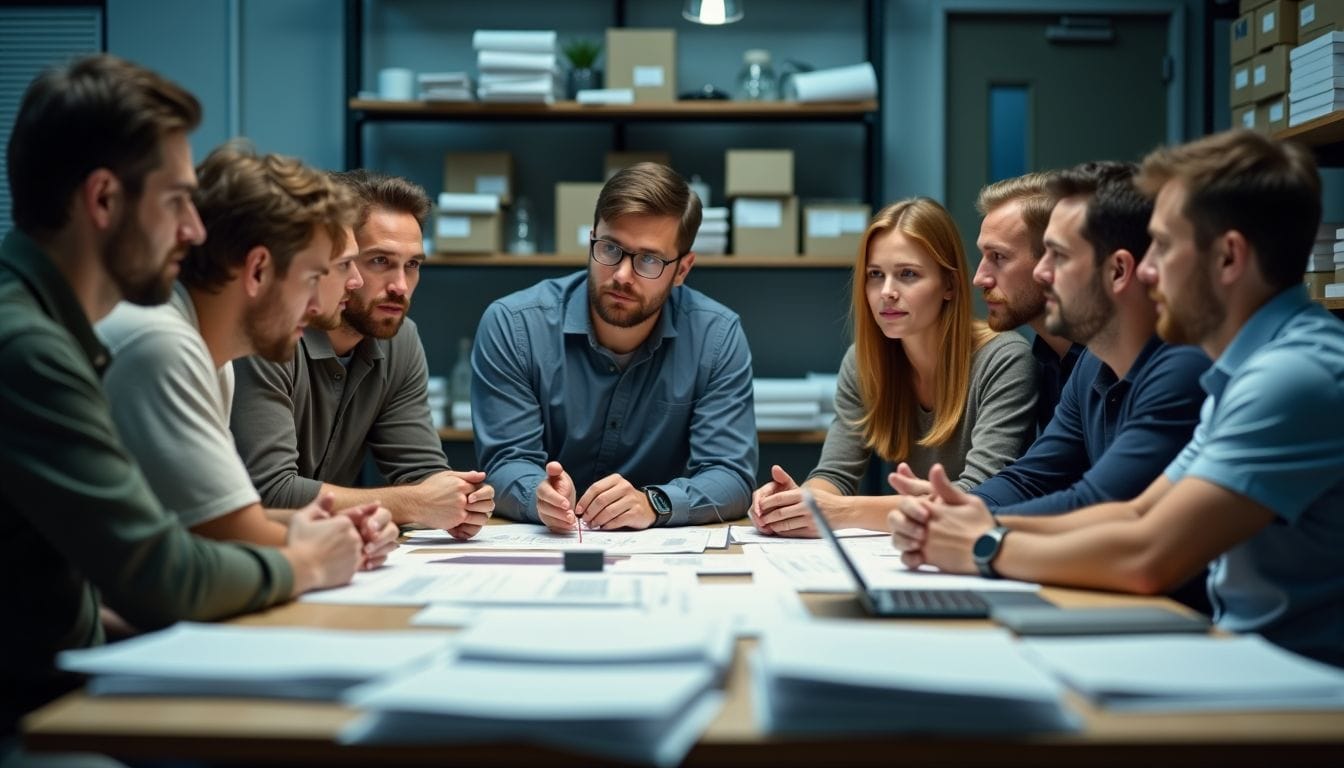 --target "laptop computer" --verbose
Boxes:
[803,489,1052,618]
